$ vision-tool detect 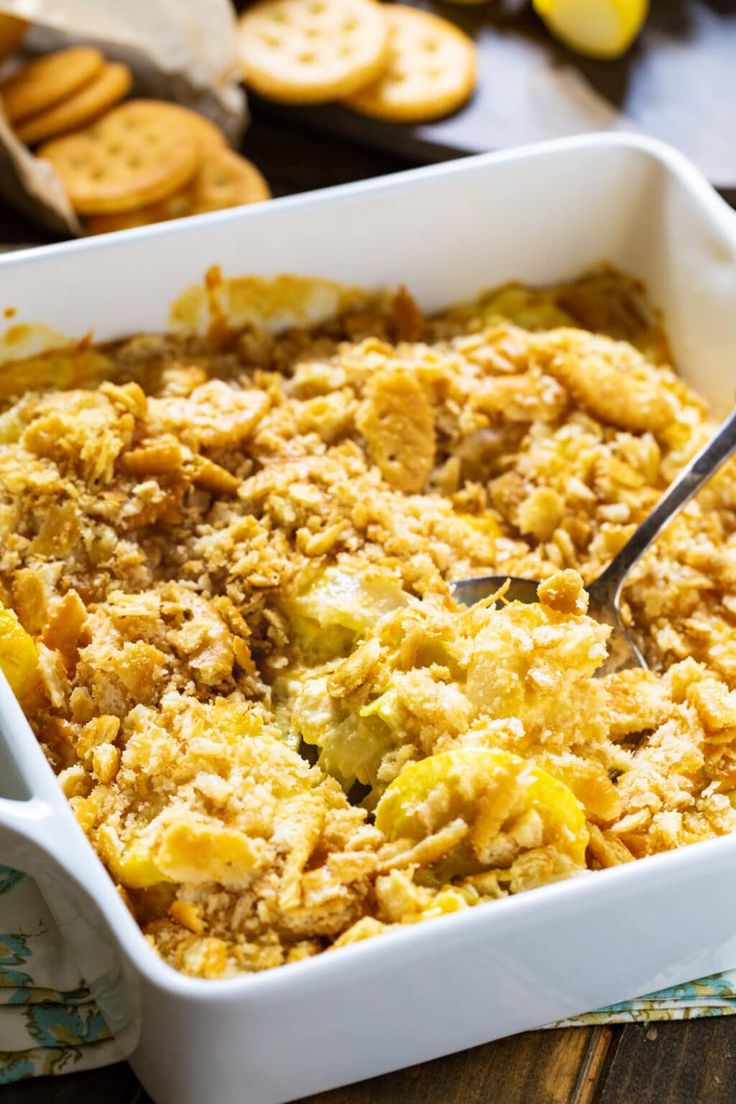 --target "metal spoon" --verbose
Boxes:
[451,407,736,676]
